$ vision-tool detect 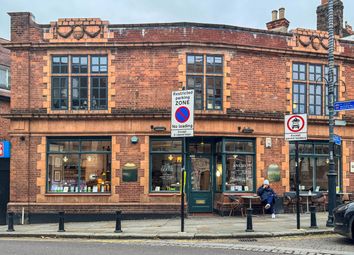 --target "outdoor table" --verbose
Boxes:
[241,195,260,209]
[299,192,317,213]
